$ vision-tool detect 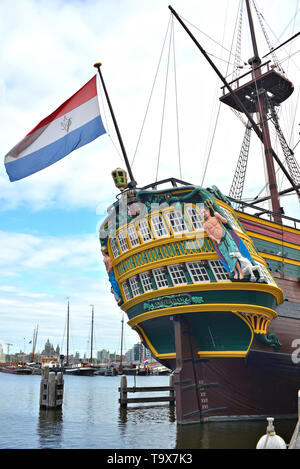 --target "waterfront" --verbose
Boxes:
[0,372,296,449]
